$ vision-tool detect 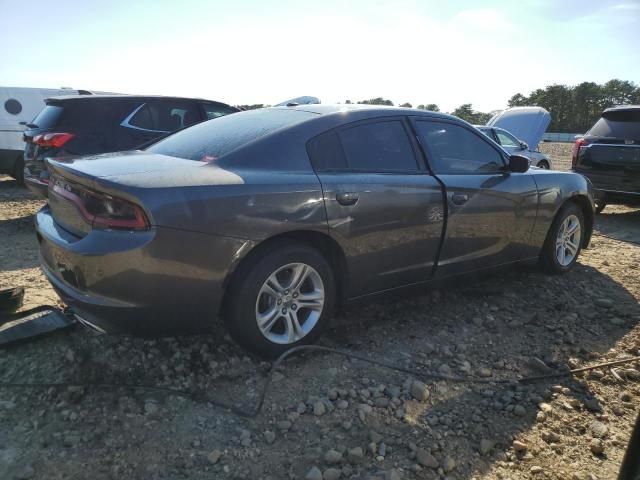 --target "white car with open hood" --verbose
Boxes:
[476,106,553,169]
